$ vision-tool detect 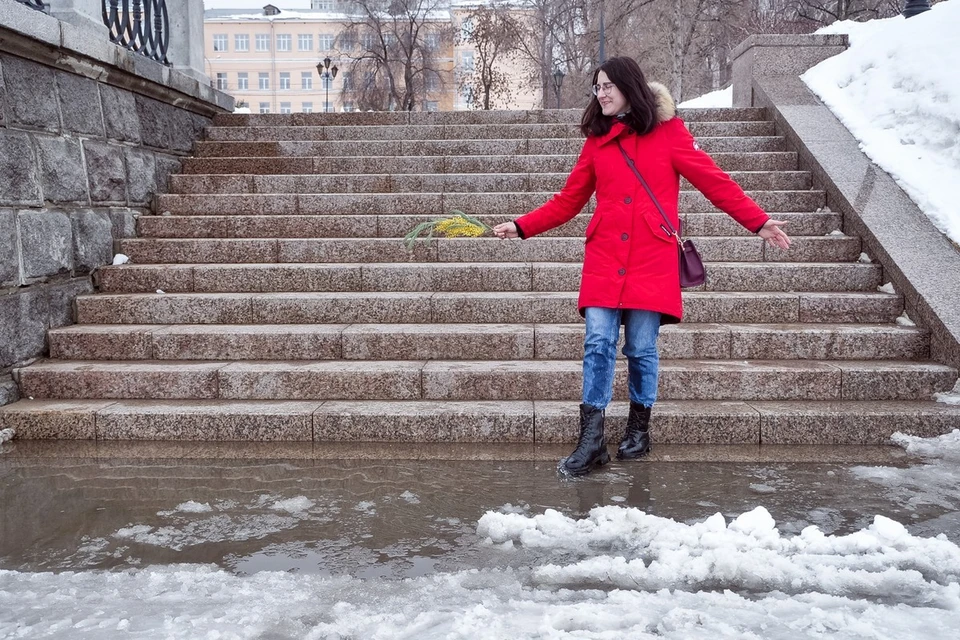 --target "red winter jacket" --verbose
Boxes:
[514,84,769,324]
